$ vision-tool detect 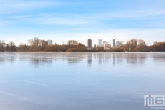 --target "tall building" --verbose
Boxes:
[113,39,115,47]
[68,40,78,45]
[98,39,103,47]
[87,39,92,48]
[47,40,53,45]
